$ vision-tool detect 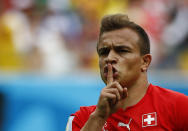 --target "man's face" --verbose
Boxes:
[98,28,143,87]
